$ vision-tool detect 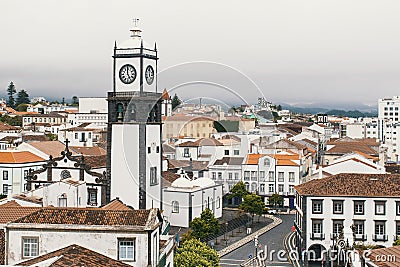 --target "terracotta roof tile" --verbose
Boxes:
[0,200,21,207]
[0,151,45,164]
[295,173,400,197]
[28,141,78,157]
[0,206,41,224]
[368,246,400,267]
[70,146,106,156]
[13,208,154,227]
[245,154,265,165]
[168,159,209,171]
[177,138,223,147]
[82,154,106,168]
[101,198,133,211]
[213,157,244,166]
[17,244,132,267]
